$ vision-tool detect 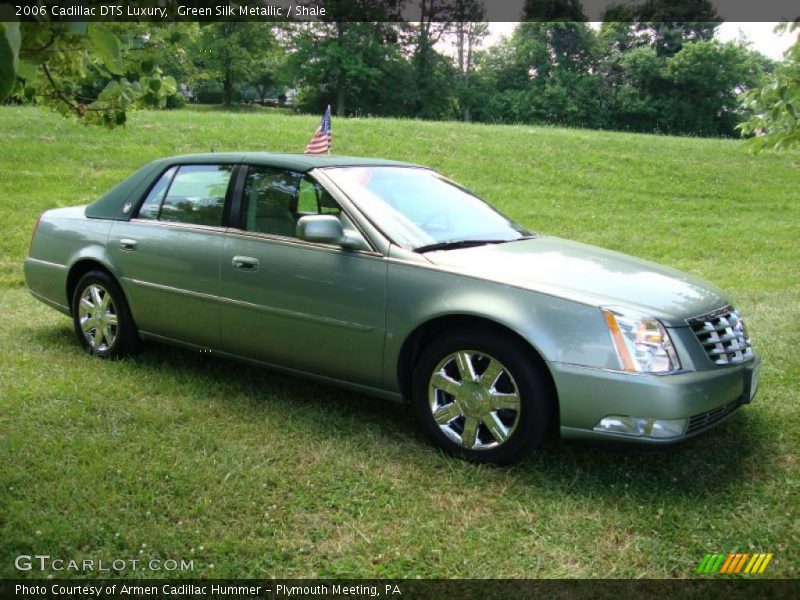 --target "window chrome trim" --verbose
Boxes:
[223,228,383,258]
[127,218,228,235]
